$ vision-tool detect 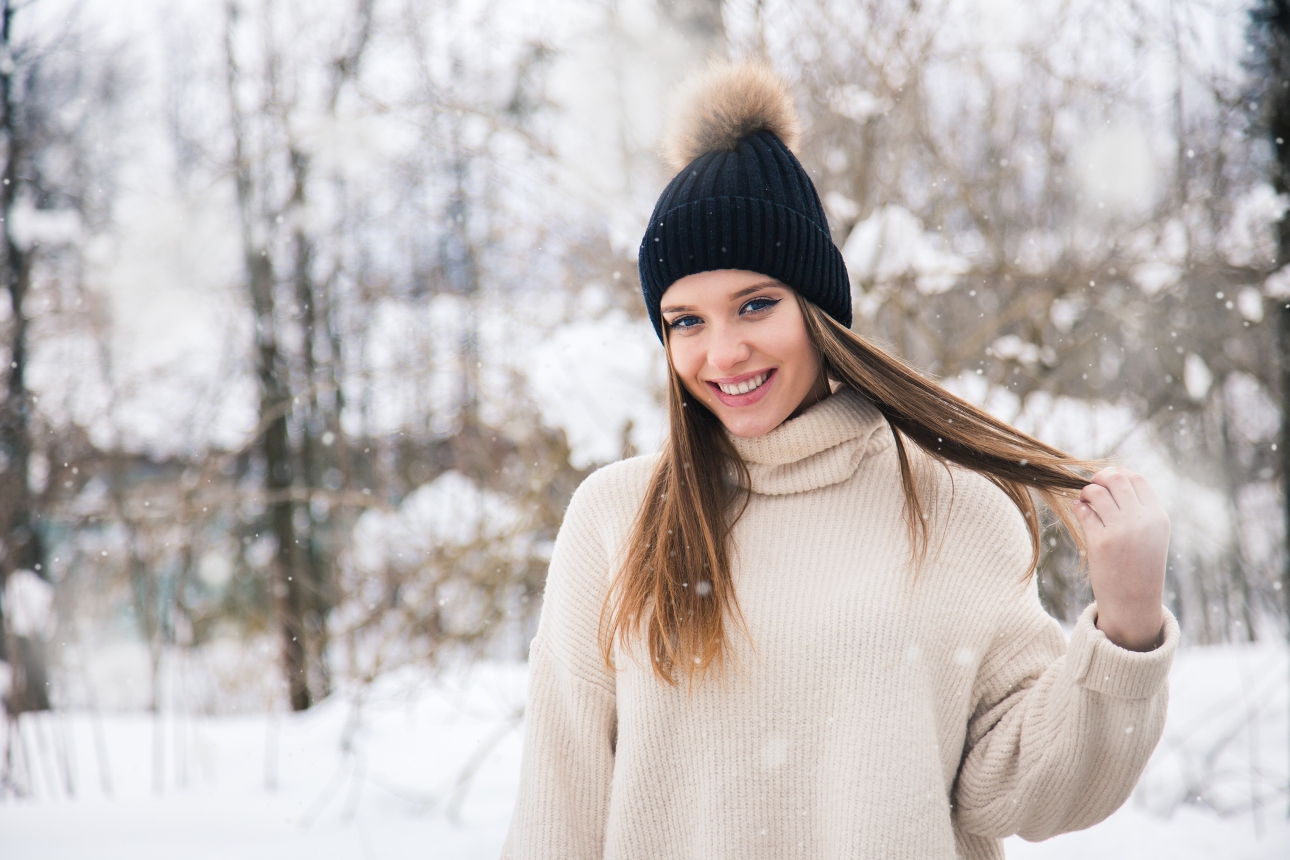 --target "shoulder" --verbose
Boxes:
[557,453,660,554]
[566,453,659,523]
[573,452,659,503]
[914,449,1035,584]
[537,454,660,659]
